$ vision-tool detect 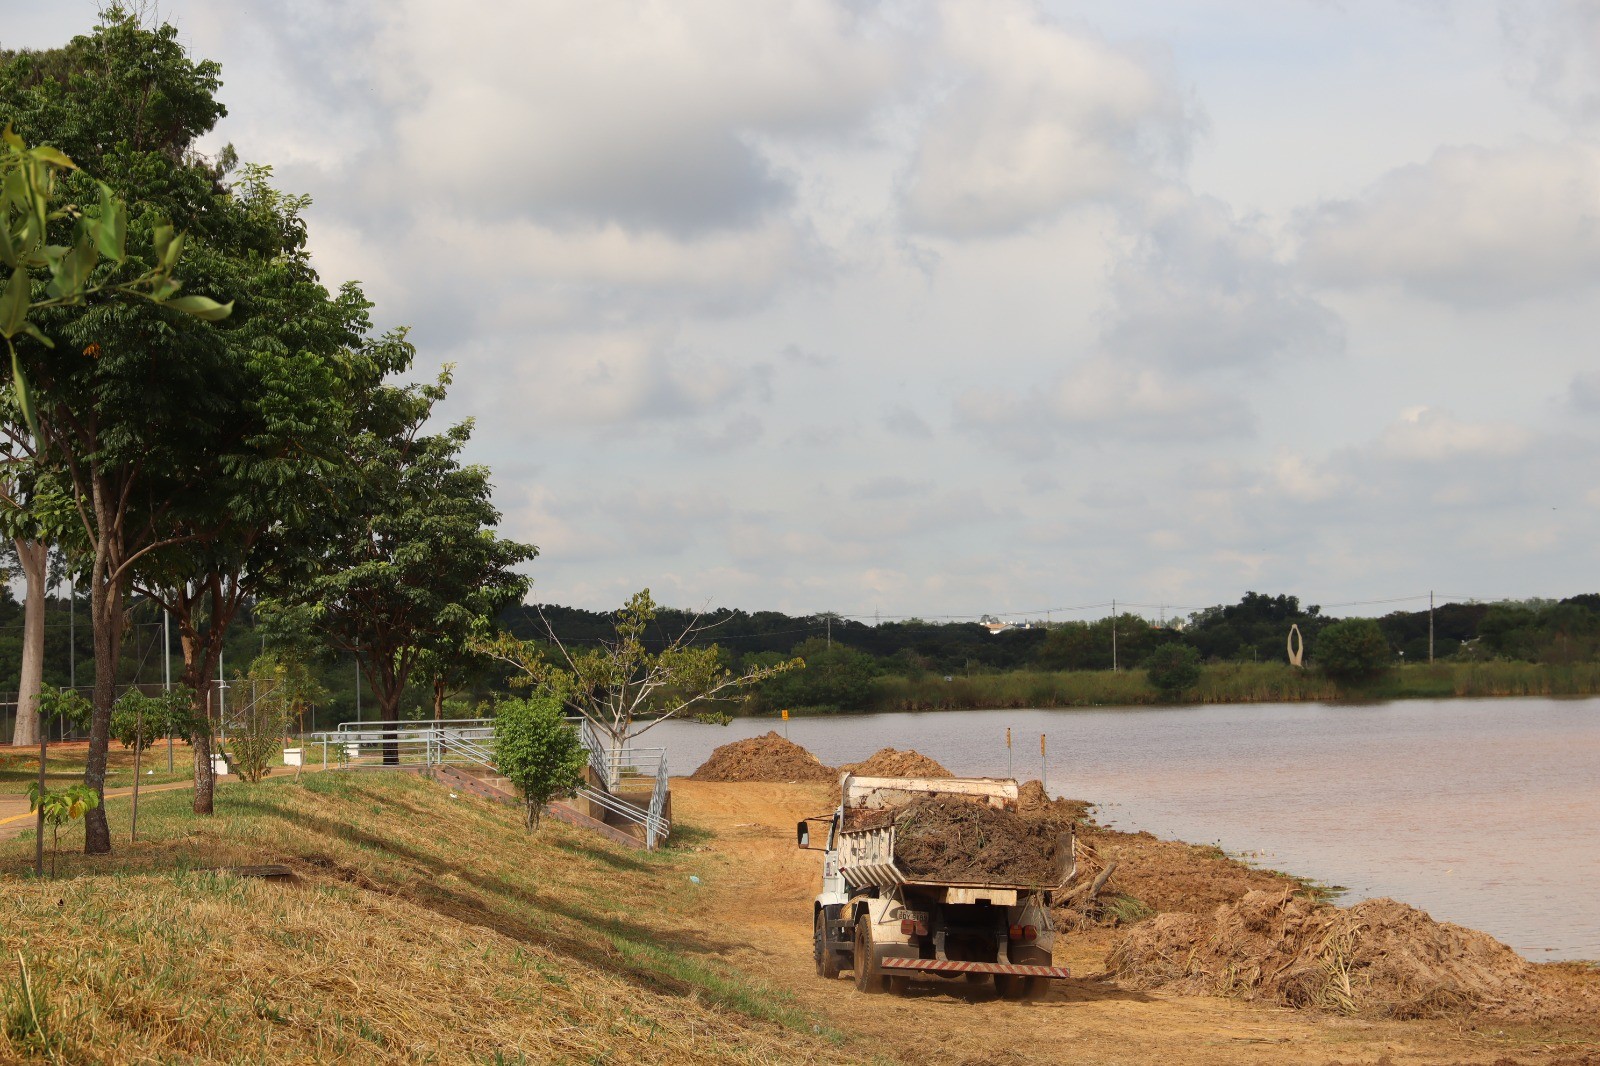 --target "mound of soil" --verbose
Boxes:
[1016,780,1089,826]
[839,748,952,778]
[690,732,835,783]
[1107,889,1589,1021]
[888,795,1065,886]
